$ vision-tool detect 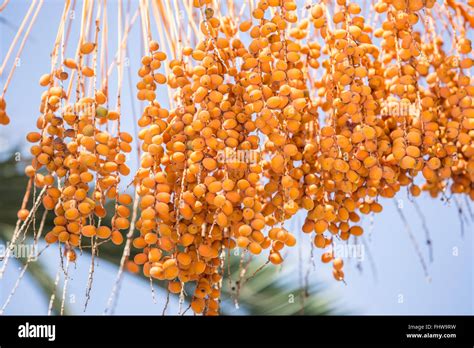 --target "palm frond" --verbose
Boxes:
[220,259,338,315]
[0,224,67,315]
